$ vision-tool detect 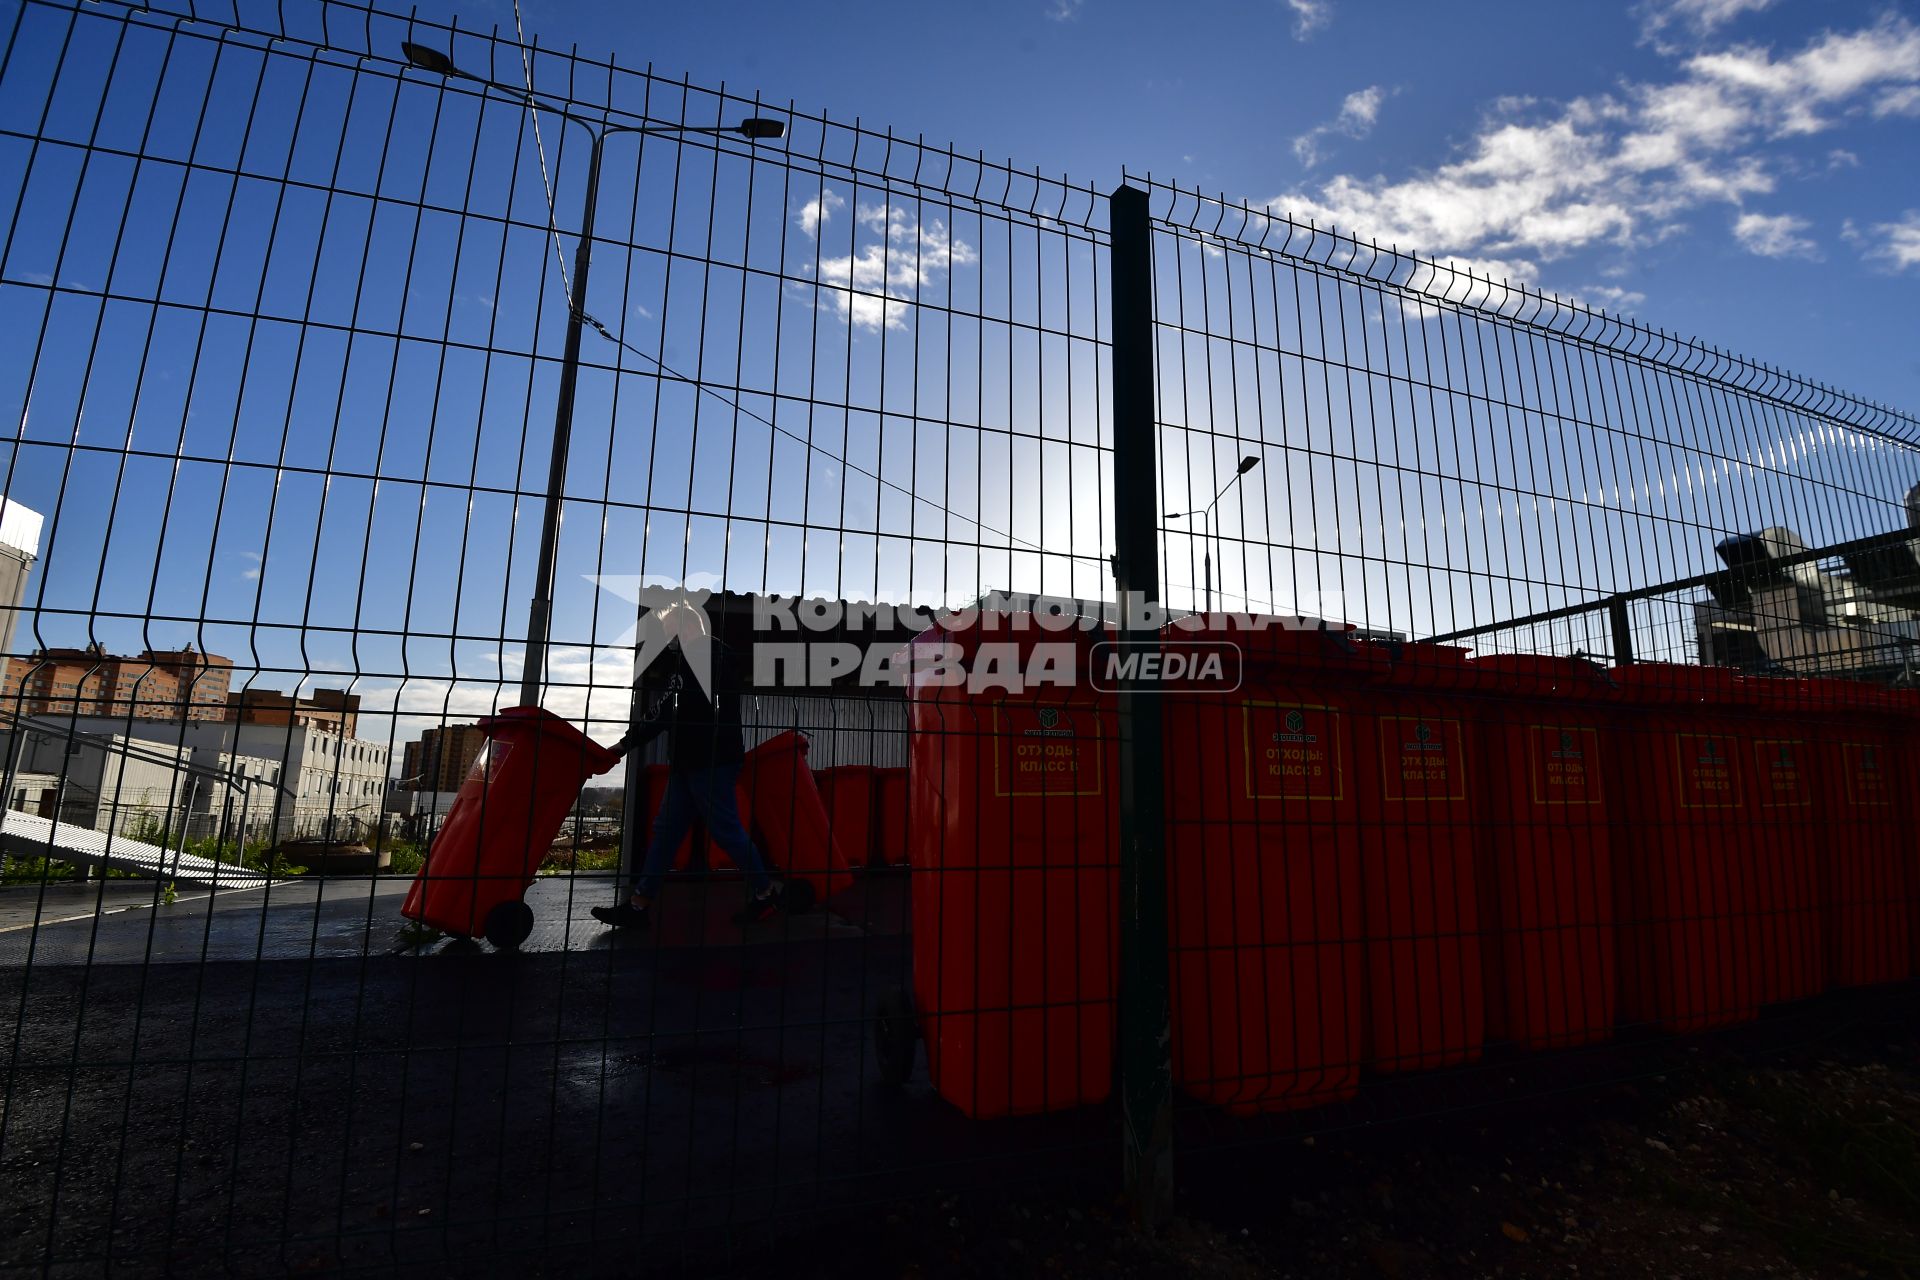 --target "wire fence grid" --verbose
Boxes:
[1,0,1918,1270]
